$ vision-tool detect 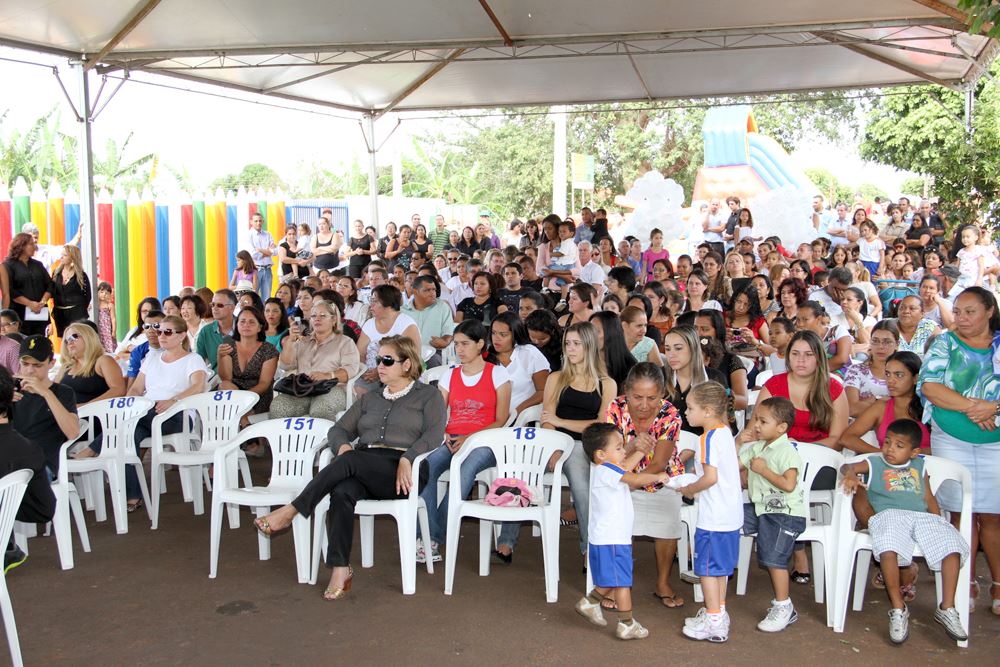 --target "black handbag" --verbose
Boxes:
[274,373,338,398]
